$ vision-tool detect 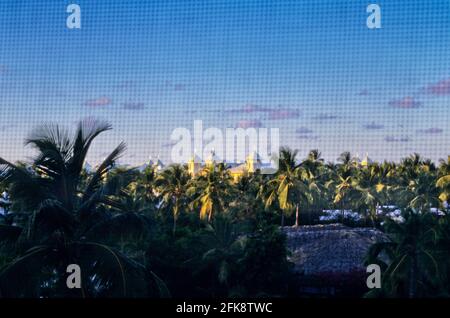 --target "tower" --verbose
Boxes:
[188,152,202,176]
[246,150,261,173]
